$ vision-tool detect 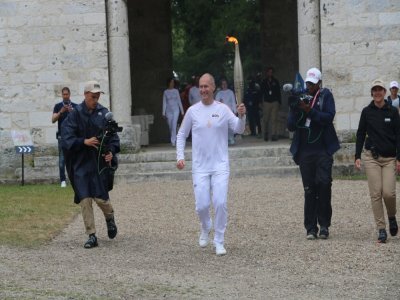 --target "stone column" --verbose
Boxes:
[107,0,140,150]
[297,0,321,77]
